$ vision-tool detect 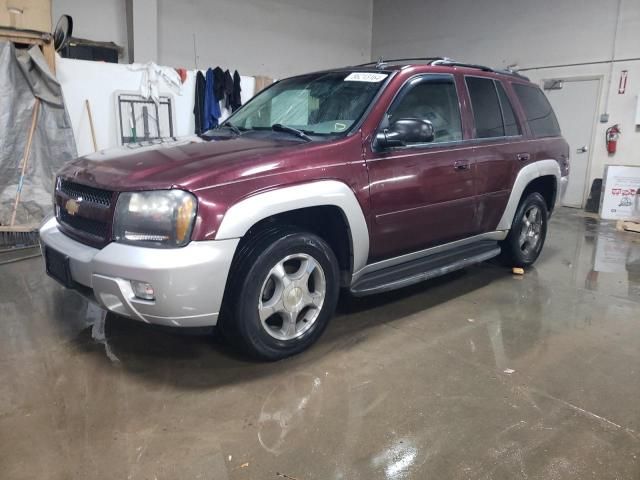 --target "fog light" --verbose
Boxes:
[131,281,155,300]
